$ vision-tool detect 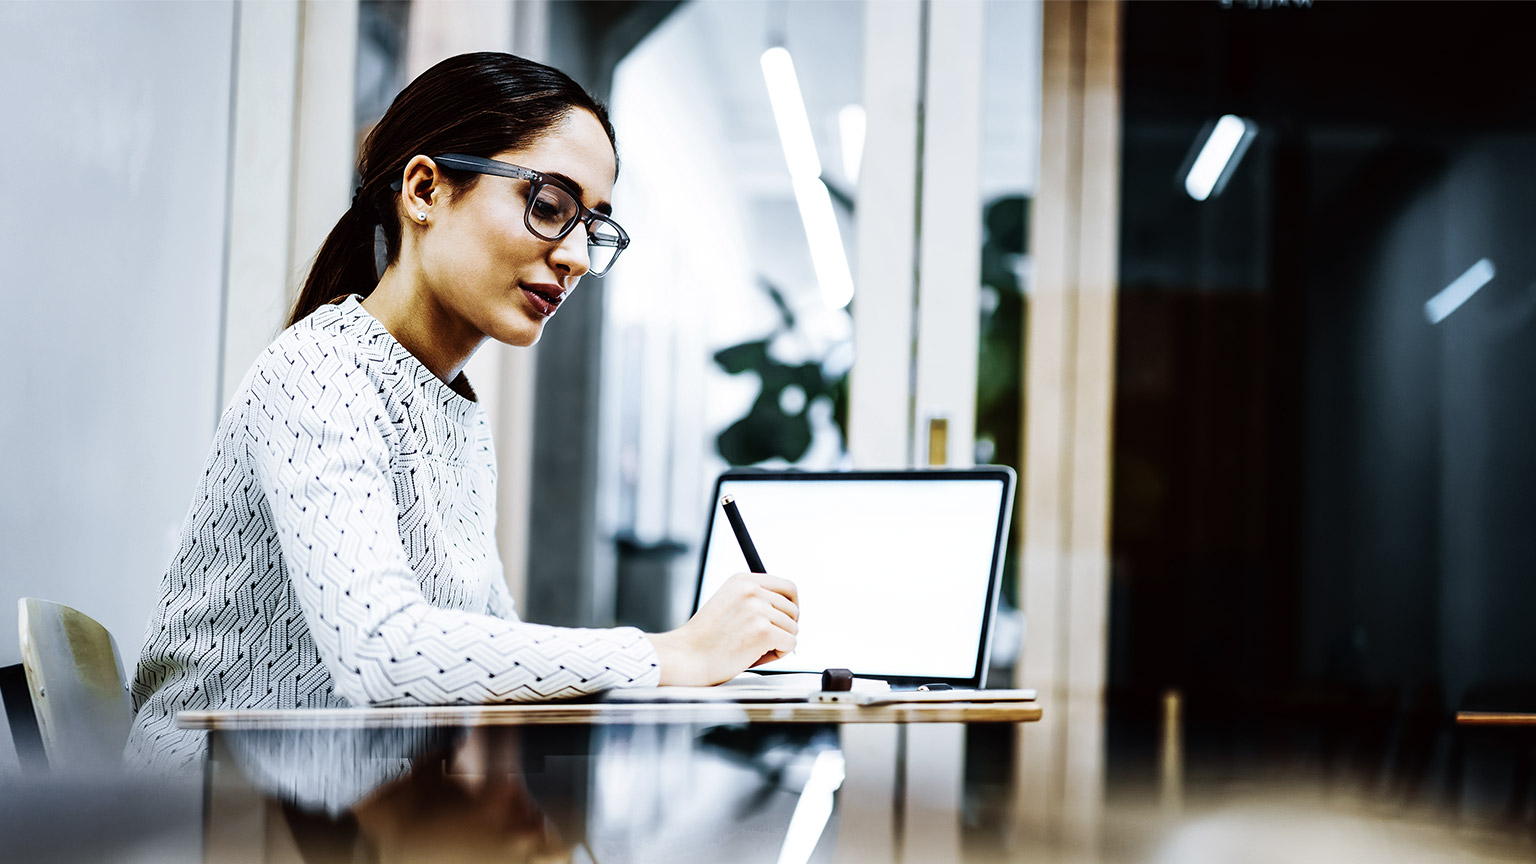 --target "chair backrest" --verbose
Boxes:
[17,598,132,772]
